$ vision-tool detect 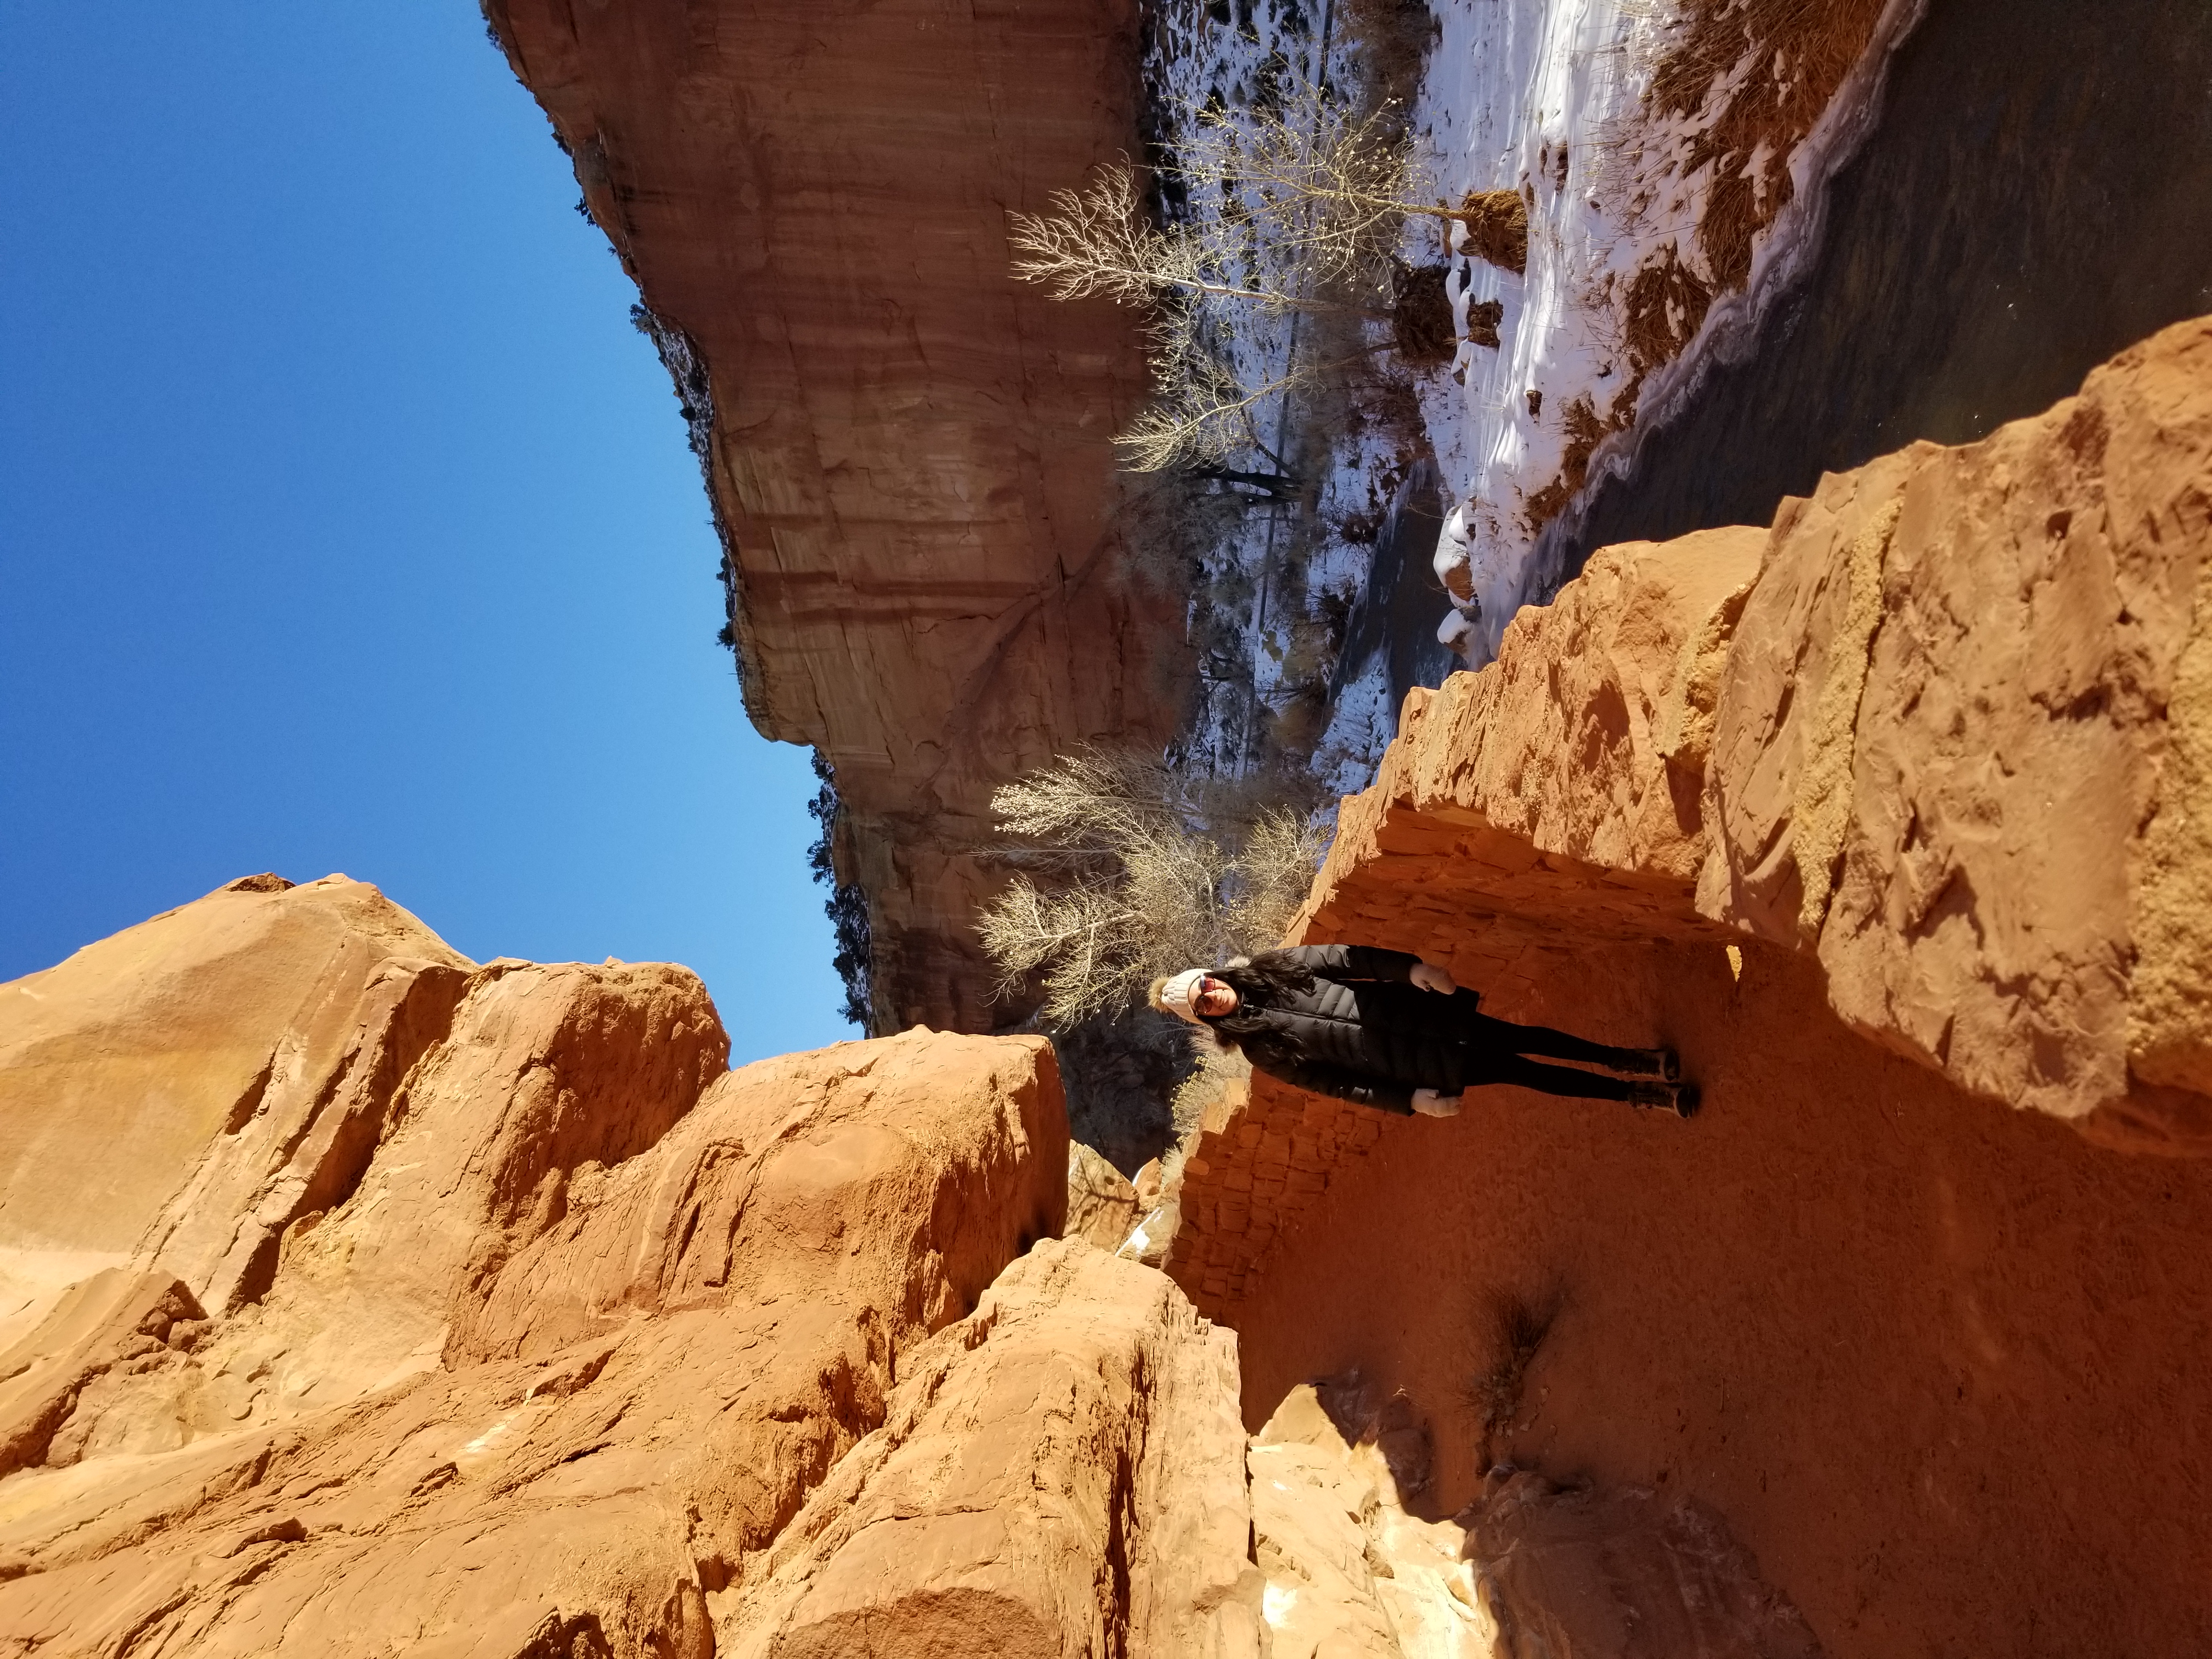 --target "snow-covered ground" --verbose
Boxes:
[1416,0,1928,659]
[1143,1,1405,789]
